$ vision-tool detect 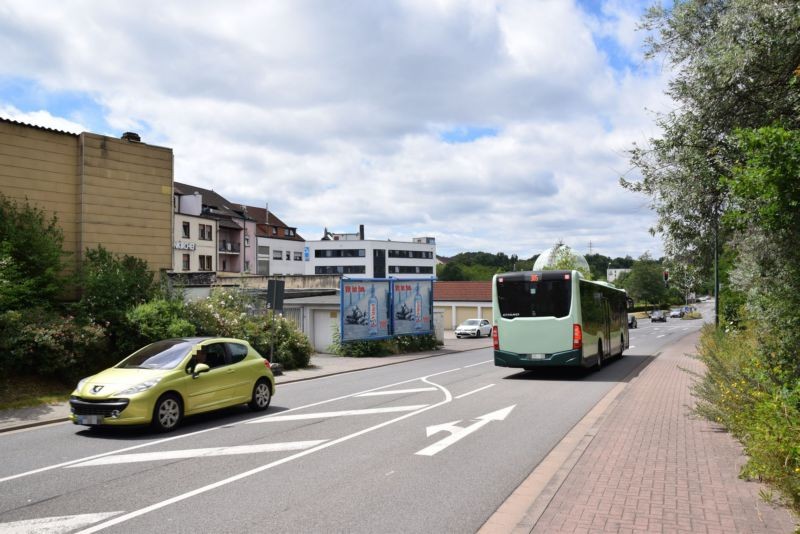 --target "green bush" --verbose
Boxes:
[0,309,108,381]
[0,194,66,308]
[123,299,195,354]
[77,246,158,361]
[329,328,440,357]
[394,334,440,352]
[692,324,800,514]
